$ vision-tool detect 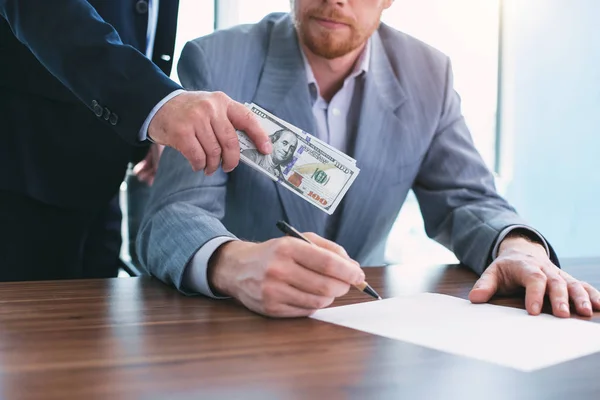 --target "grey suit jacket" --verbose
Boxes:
[137,13,554,293]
